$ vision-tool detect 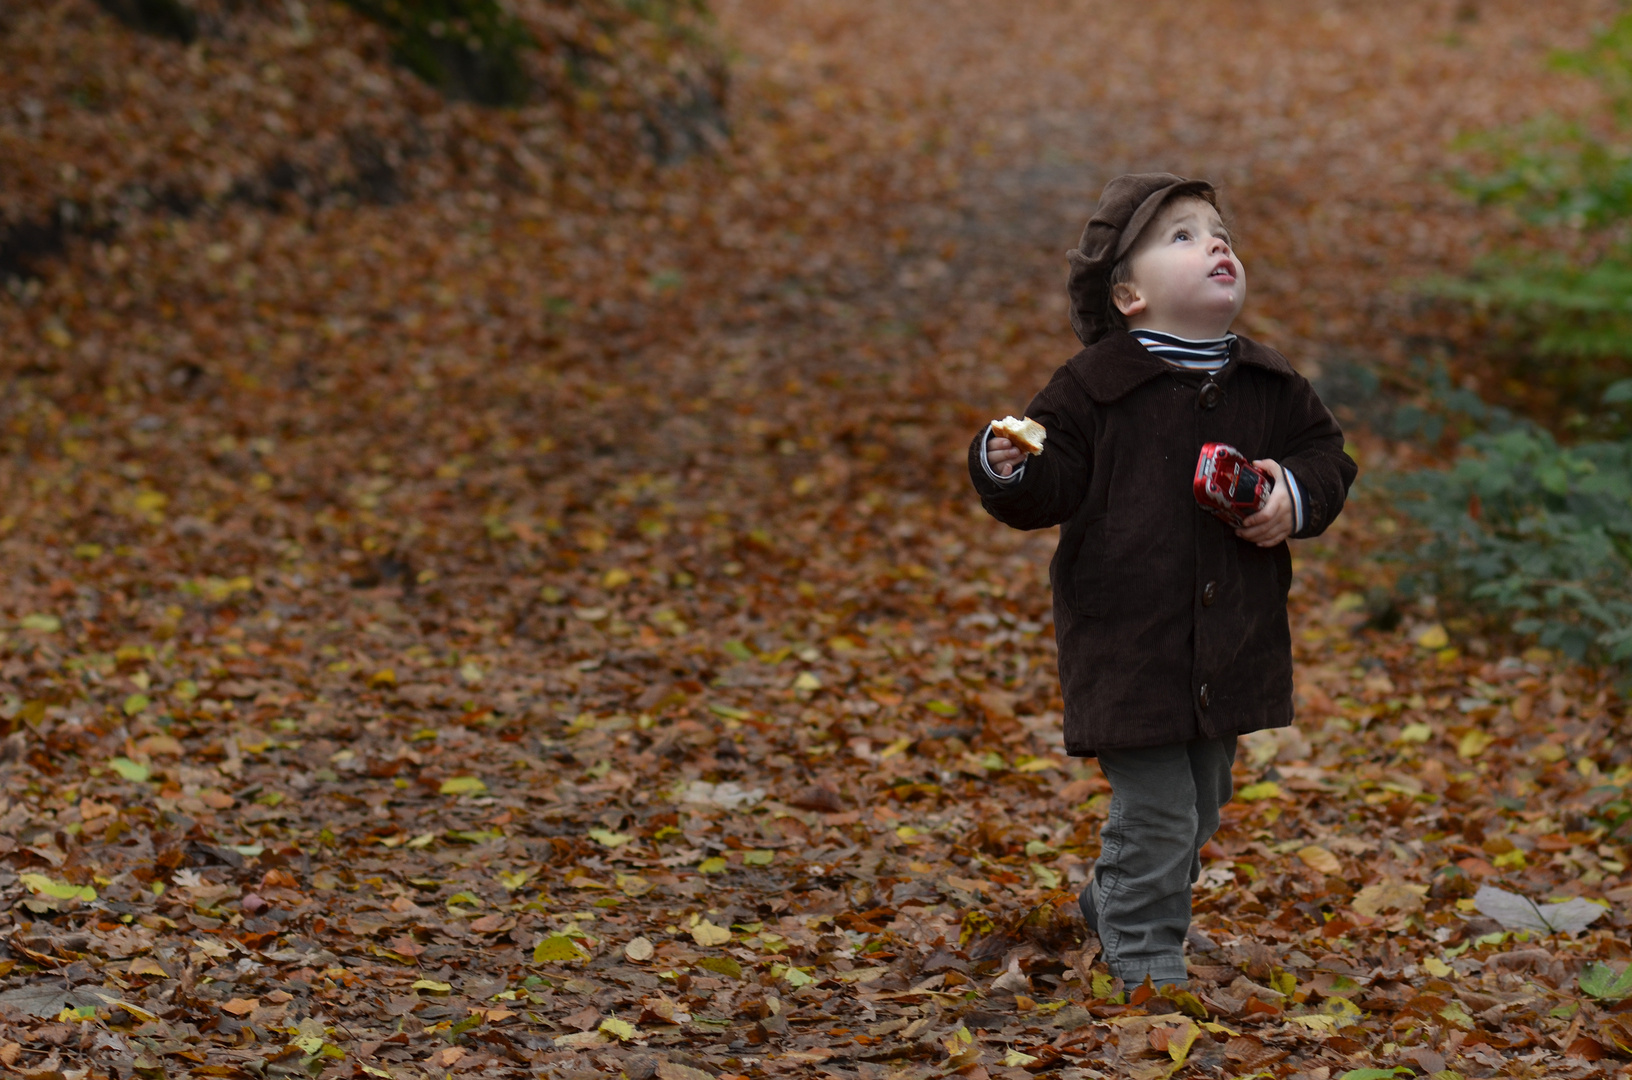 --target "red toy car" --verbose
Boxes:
[1194,443,1274,527]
